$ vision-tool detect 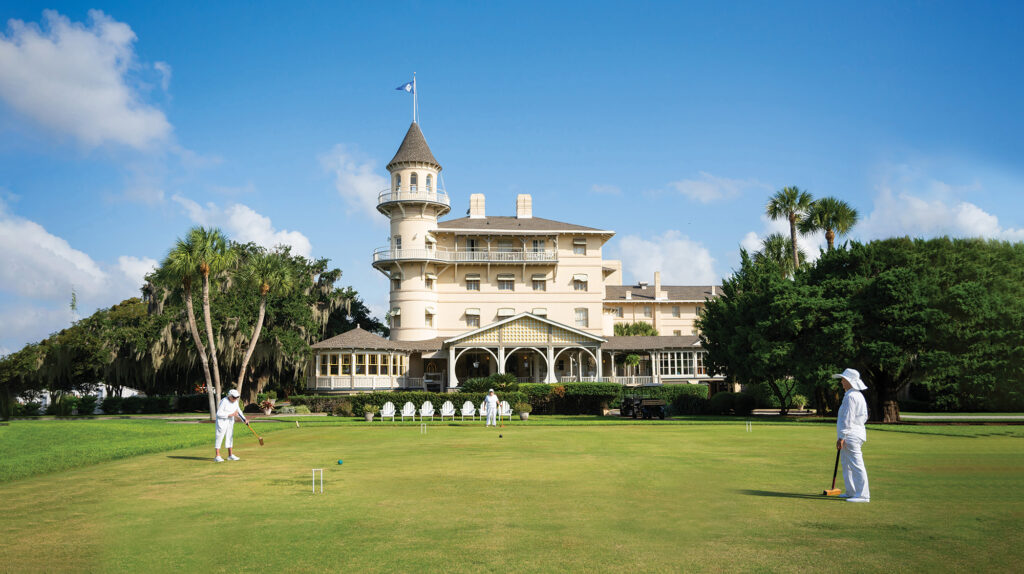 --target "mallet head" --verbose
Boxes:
[823,488,841,496]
